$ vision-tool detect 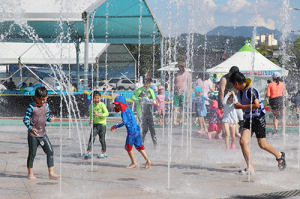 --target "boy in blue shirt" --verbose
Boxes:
[229,72,286,174]
[110,96,151,169]
[23,86,59,180]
